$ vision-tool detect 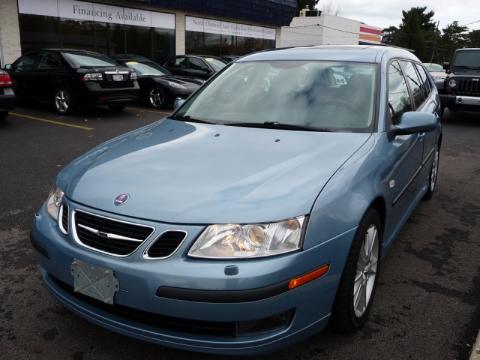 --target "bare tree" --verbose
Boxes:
[321,1,341,16]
